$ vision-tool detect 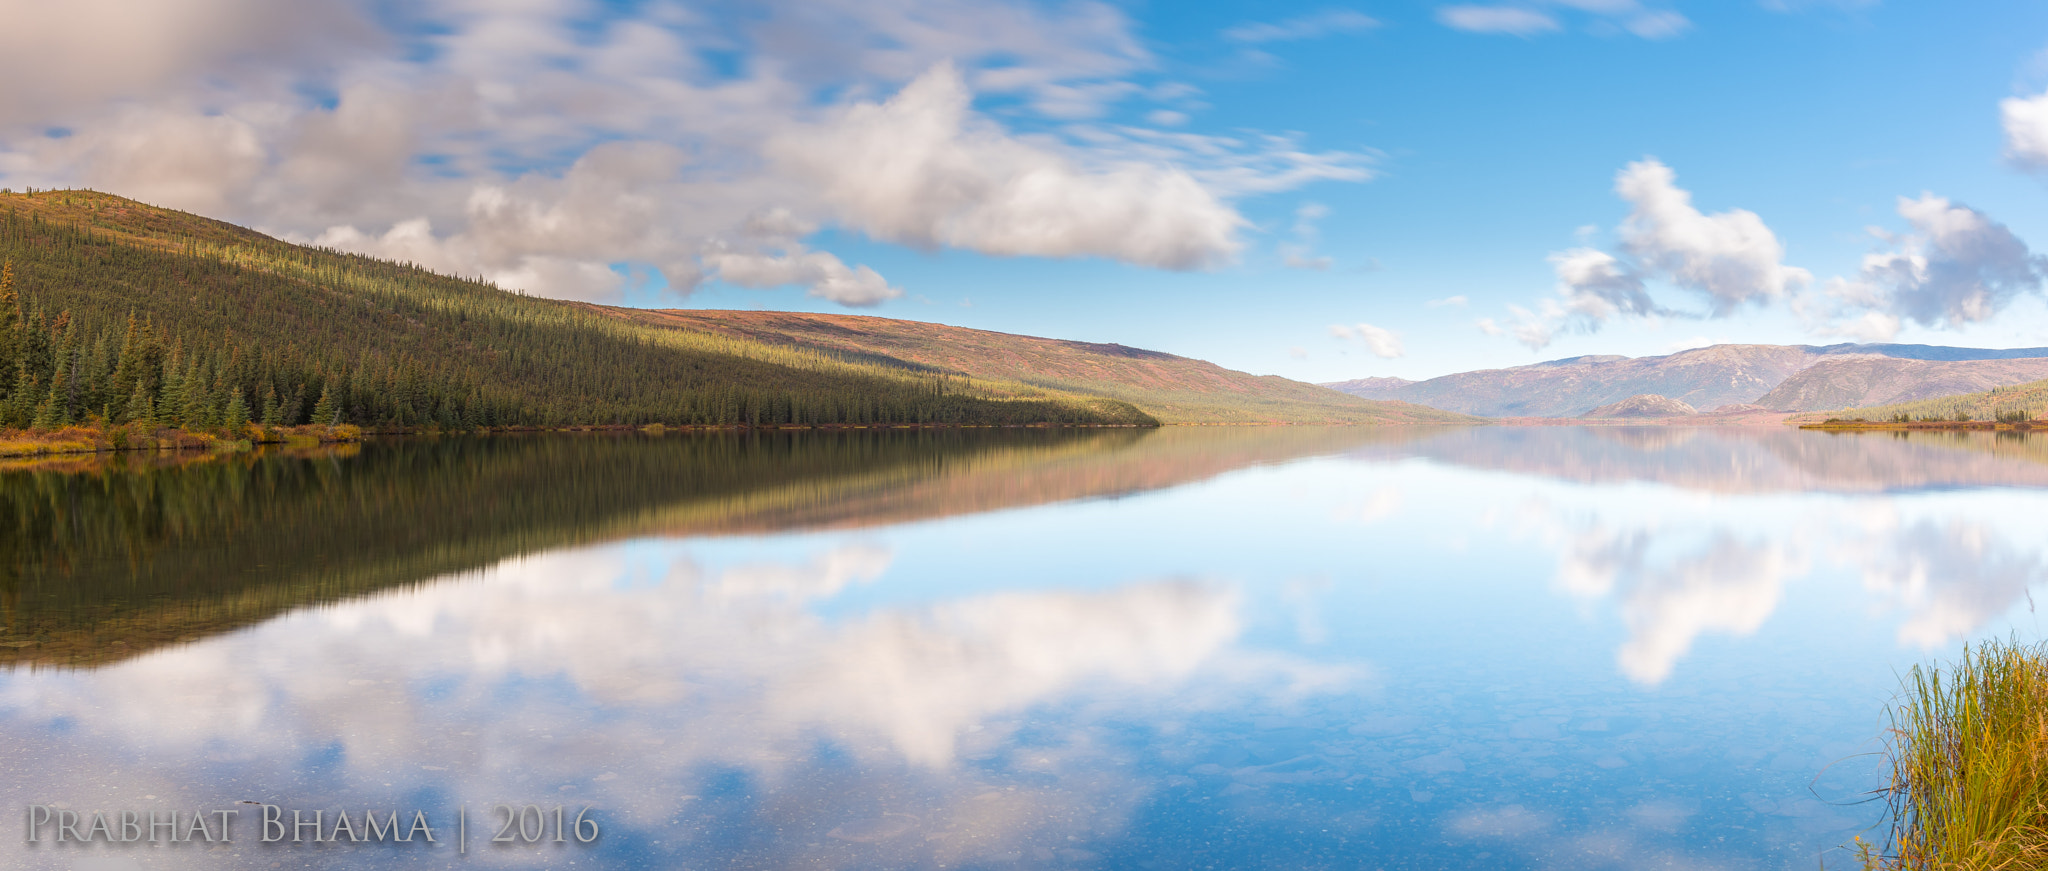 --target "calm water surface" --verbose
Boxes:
[4,426,2046,870]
